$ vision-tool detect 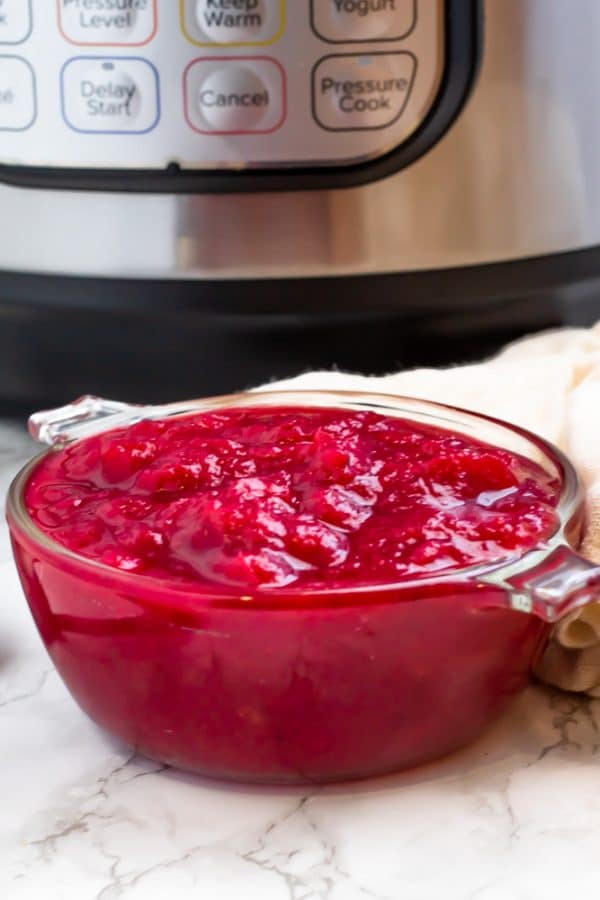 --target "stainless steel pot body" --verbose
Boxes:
[0,0,597,282]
